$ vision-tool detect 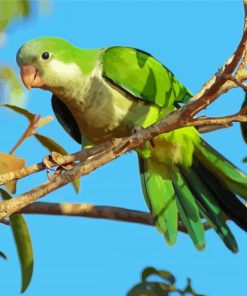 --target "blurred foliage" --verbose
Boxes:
[0,66,25,105]
[0,0,30,33]
[0,0,32,105]
[0,103,80,292]
[0,0,50,106]
[127,267,204,296]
